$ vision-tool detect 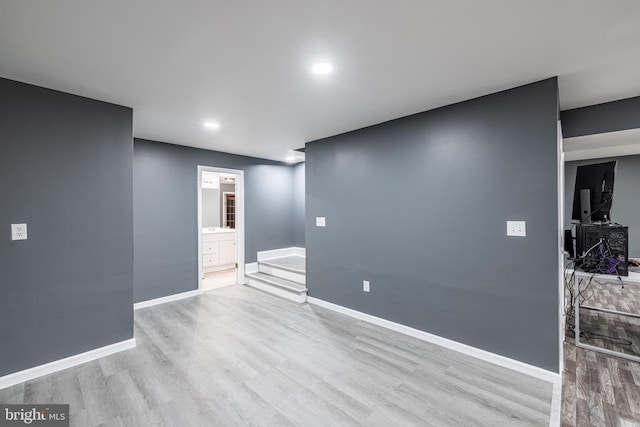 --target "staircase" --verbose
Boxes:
[246,255,307,303]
